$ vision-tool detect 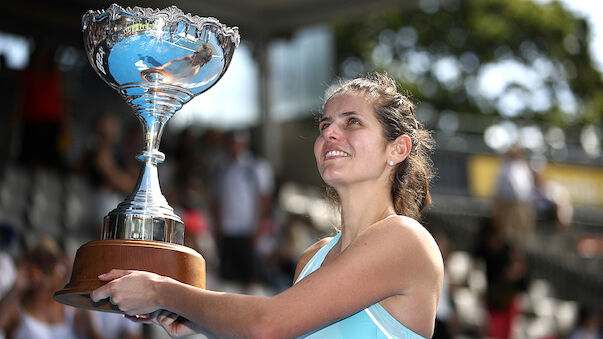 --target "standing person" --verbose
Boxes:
[209,129,275,289]
[14,40,67,170]
[90,73,443,339]
[432,232,457,339]
[493,146,535,246]
[82,113,137,235]
[474,218,528,339]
